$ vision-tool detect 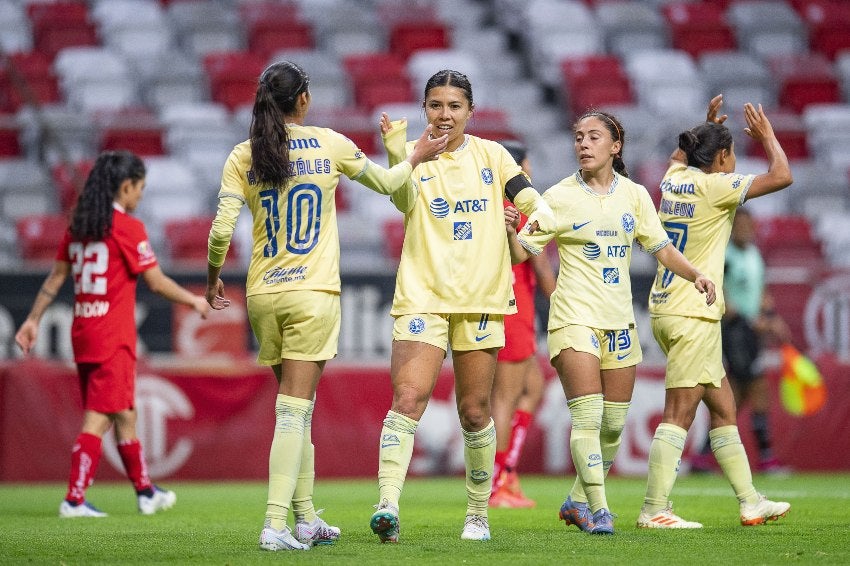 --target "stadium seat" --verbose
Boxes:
[16,213,67,263]
[382,217,405,260]
[595,1,668,58]
[561,55,633,118]
[727,0,808,58]
[756,214,820,253]
[344,53,413,112]
[28,1,98,61]
[51,158,94,212]
[203,51,267,111]
[624,49,705,117]
[388,21,451,61]
[0,114,20,157]
[308,107,380,154]
[164,215,236,268]
[768,53,841,113]
[0,51,61,112]
[698,51,775,109]
[0,0,32,53]
[167,0,242,57]
[465,108,516,142]
[53,47,138,113]
[662,2,737,58]
[795,0,850,60]
[95,108,165,157]
[241,2,314,59]
[91,0,173,60]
